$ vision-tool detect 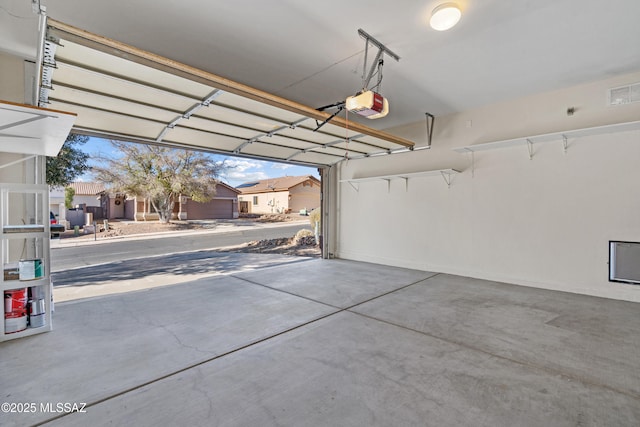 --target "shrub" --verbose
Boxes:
[309,207,321,229]
[293,229,315,246]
